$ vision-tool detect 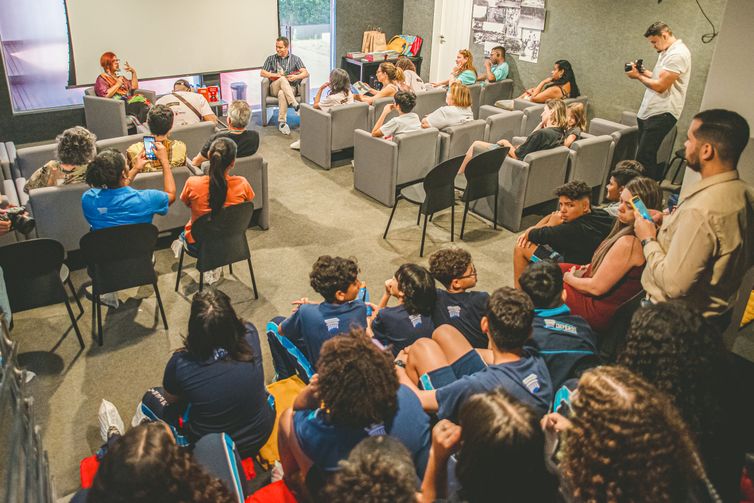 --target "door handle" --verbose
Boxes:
[440,35,446,43]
